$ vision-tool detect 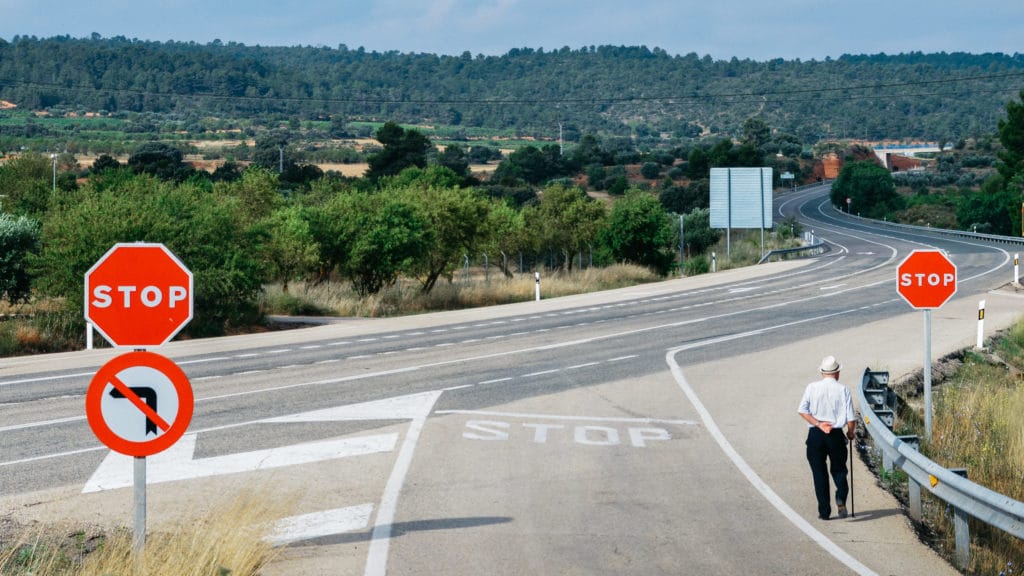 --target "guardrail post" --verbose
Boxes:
[908,475,923,522]
[898,435,922,520]
[949,467,970,570]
